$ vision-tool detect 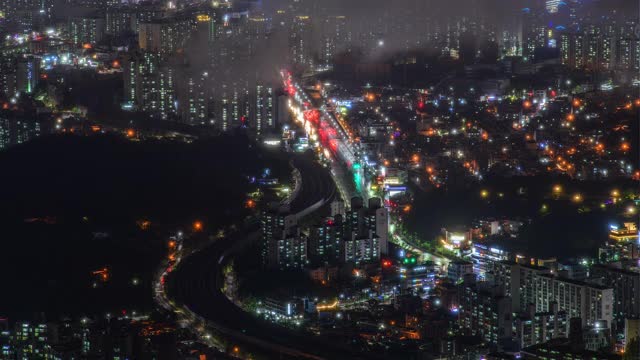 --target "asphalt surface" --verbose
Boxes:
[289,156,337,215]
